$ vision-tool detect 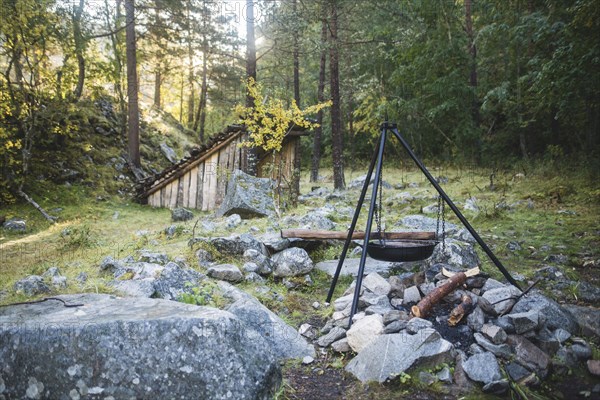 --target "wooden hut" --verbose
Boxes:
[139,125,308,211]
